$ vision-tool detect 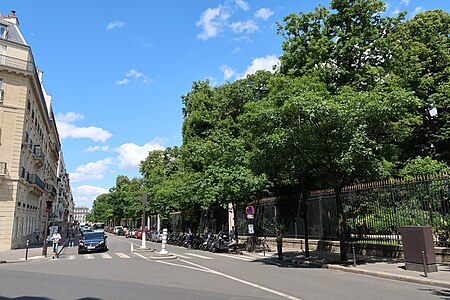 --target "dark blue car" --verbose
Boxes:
[78,232,108,254]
